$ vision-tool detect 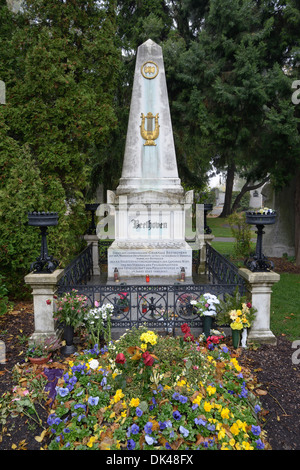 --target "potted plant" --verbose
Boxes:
[190,293,220,338]
[117,292,129,312]
[216,289,257,348]
[84,301,114,346]
[53,289,88,355]
[26,335,62,364]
